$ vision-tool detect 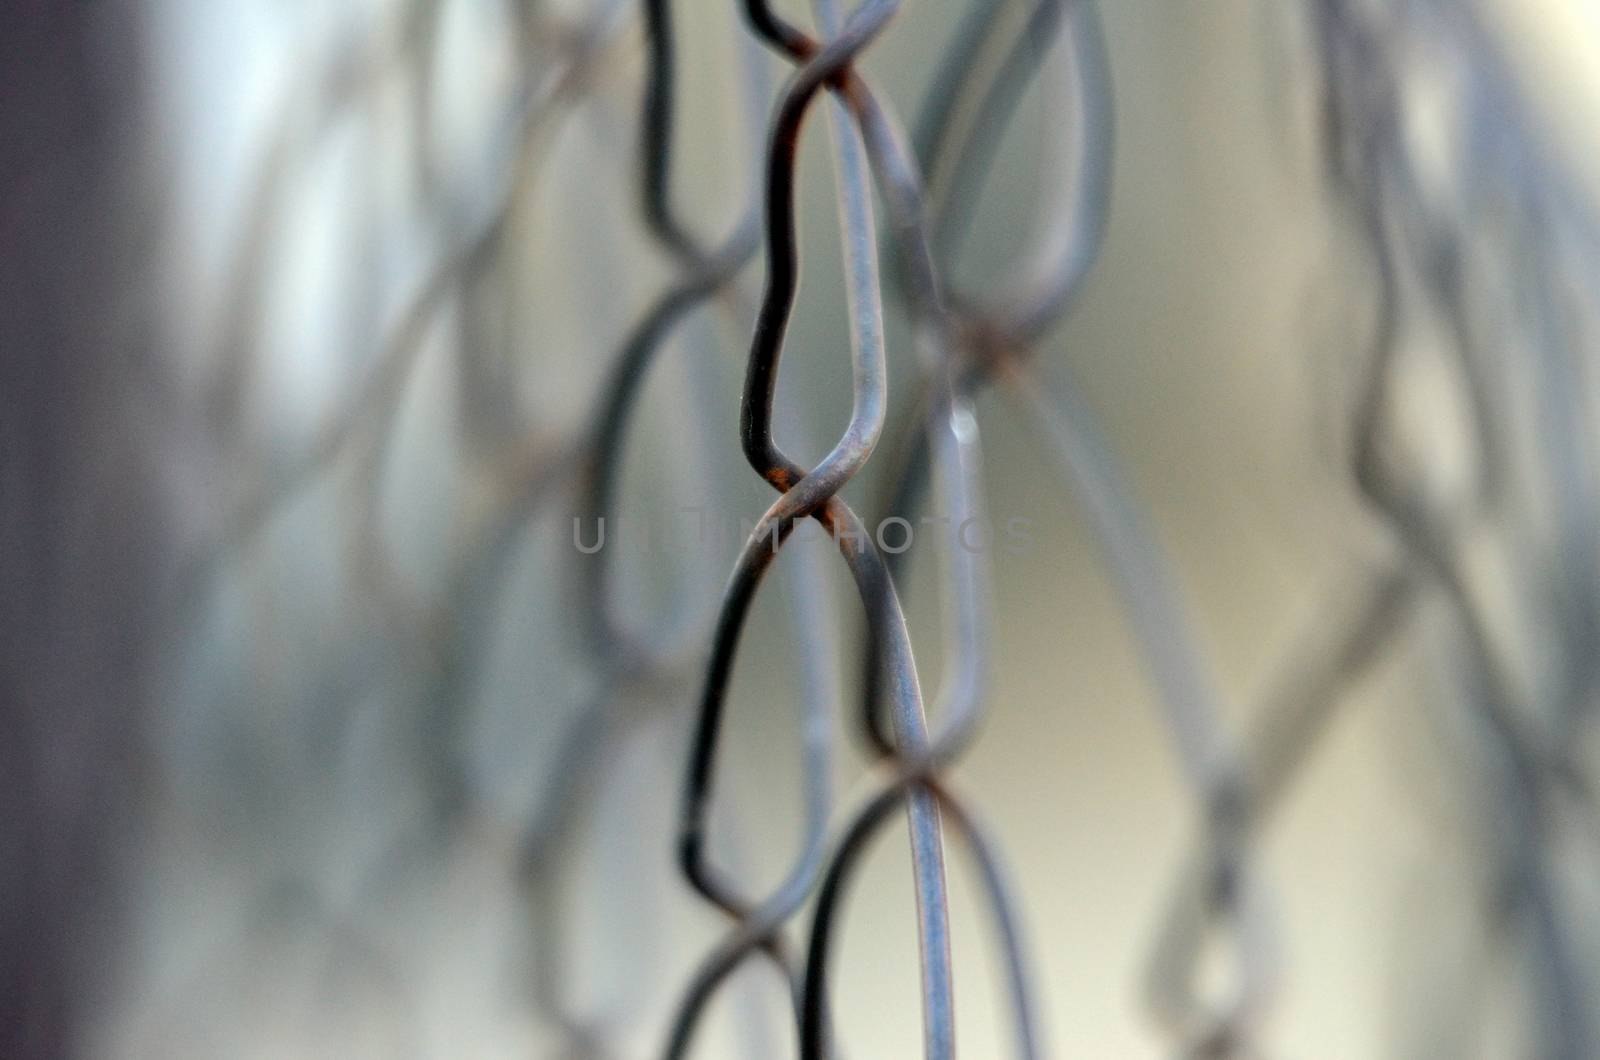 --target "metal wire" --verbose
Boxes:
[89,0,1600,1056]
